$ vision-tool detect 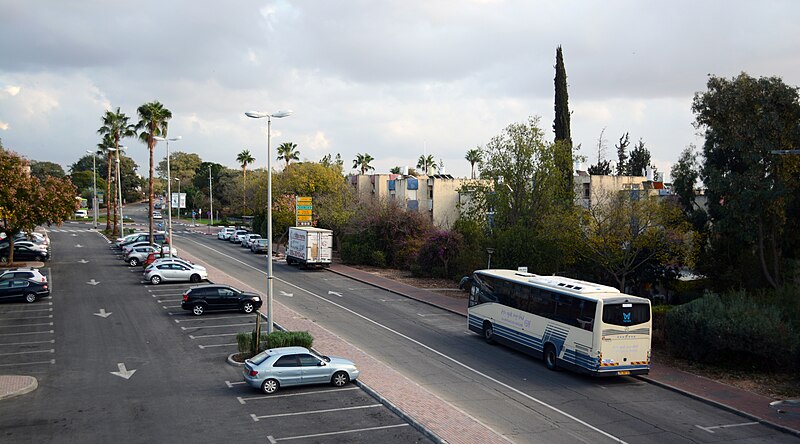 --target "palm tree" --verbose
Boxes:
[465,148,482,179]
[96,134,115,232]
[352,153,374,175]
[236,149,255,214]
[390,166,401,174]
[417,154,437,175]
[97,107,136,236]
[136,101,172,245]
[276,142,299,167]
